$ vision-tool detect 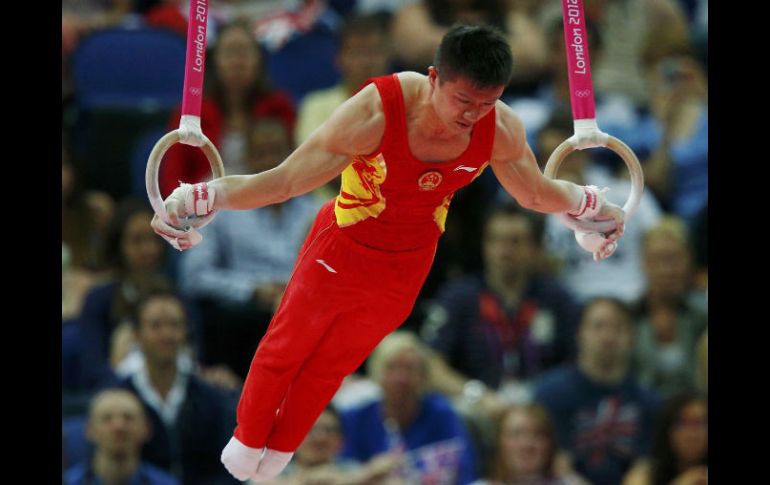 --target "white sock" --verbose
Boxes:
[251,448,294,481]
